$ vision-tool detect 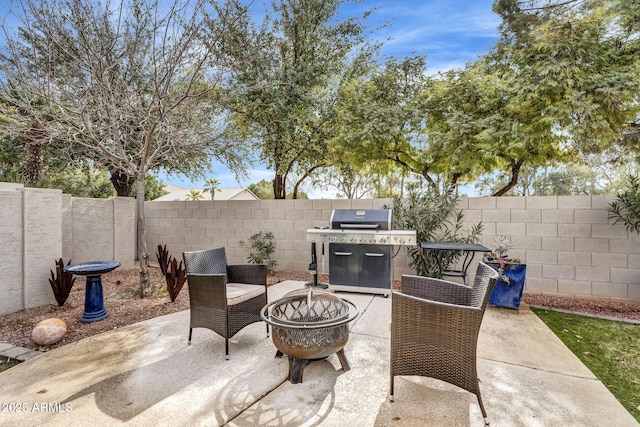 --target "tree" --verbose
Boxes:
[247,178,309,199]
[247,180,273,200]
[477,0,640,194]
[333,56,431,186]
[203,177,221,200]
[217,0,380,198]
[0,0,250,295]
[186,189,204,201]
[474,153,640,196]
